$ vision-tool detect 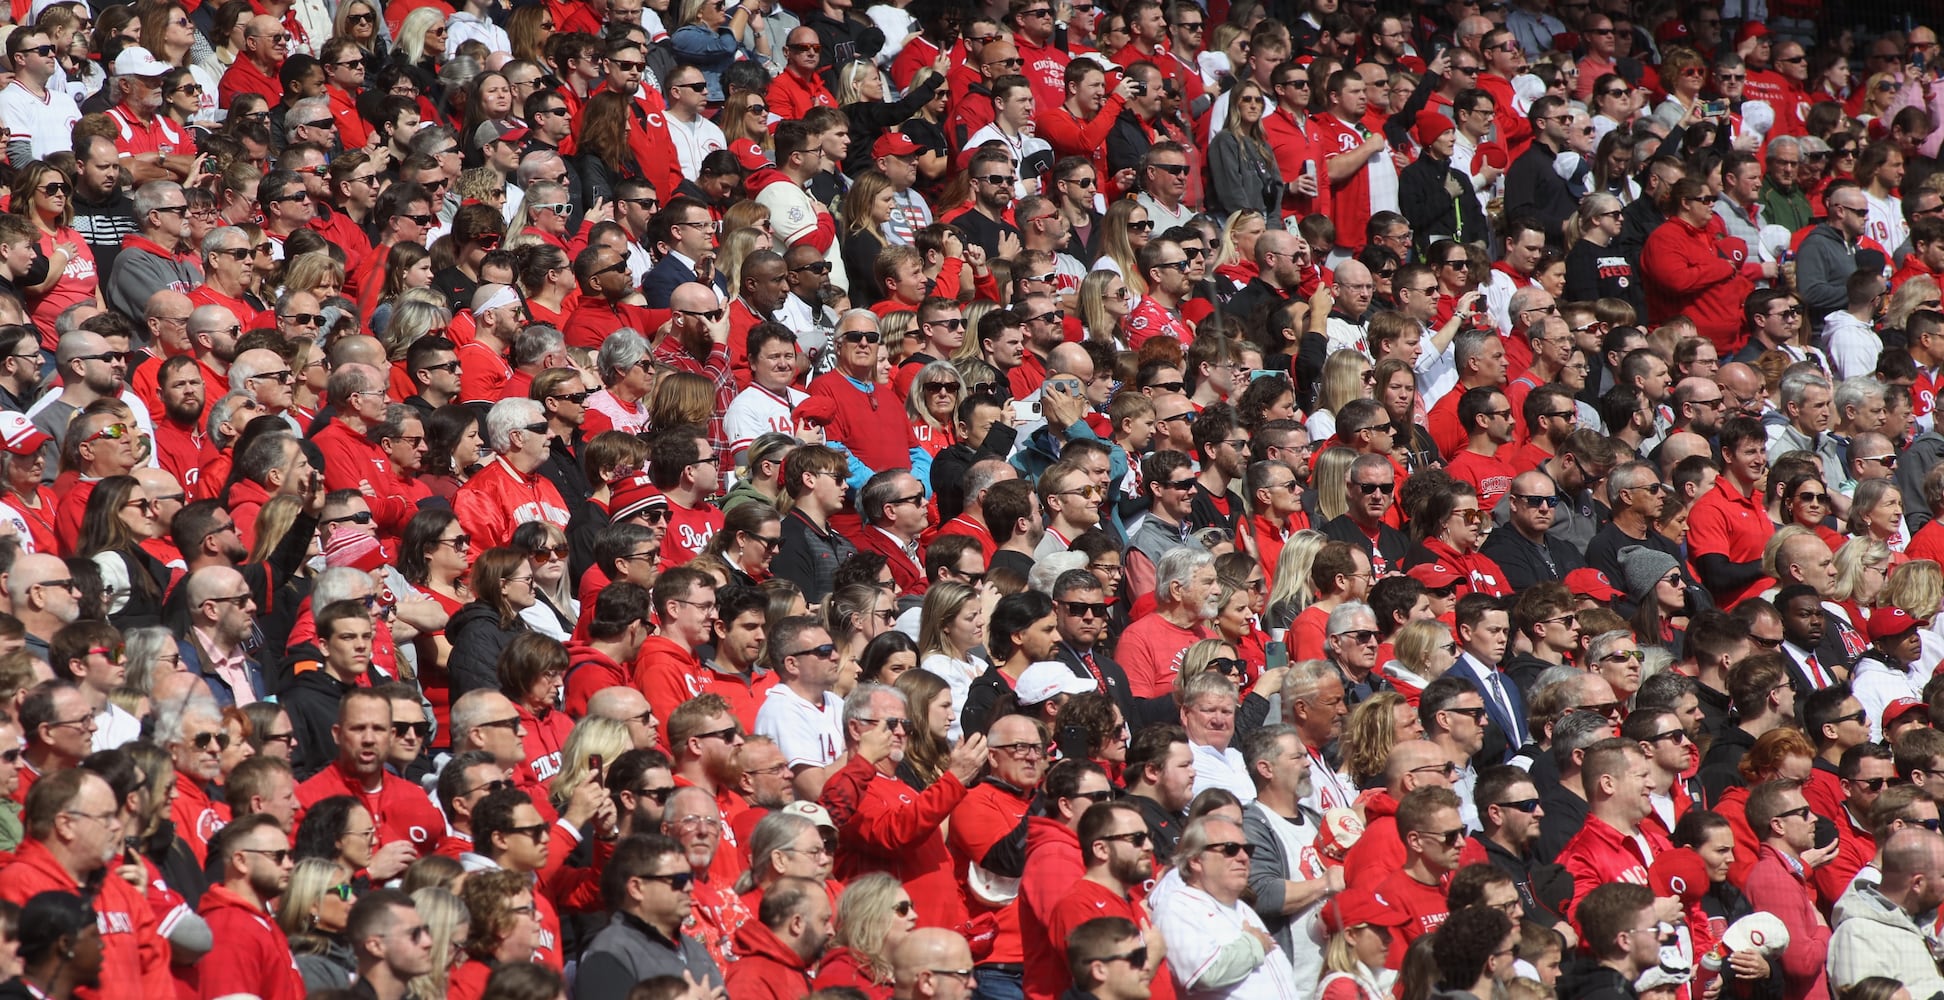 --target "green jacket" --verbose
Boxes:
[1760,177,1813,235]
